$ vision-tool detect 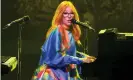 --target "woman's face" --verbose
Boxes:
[62,7,74,29]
